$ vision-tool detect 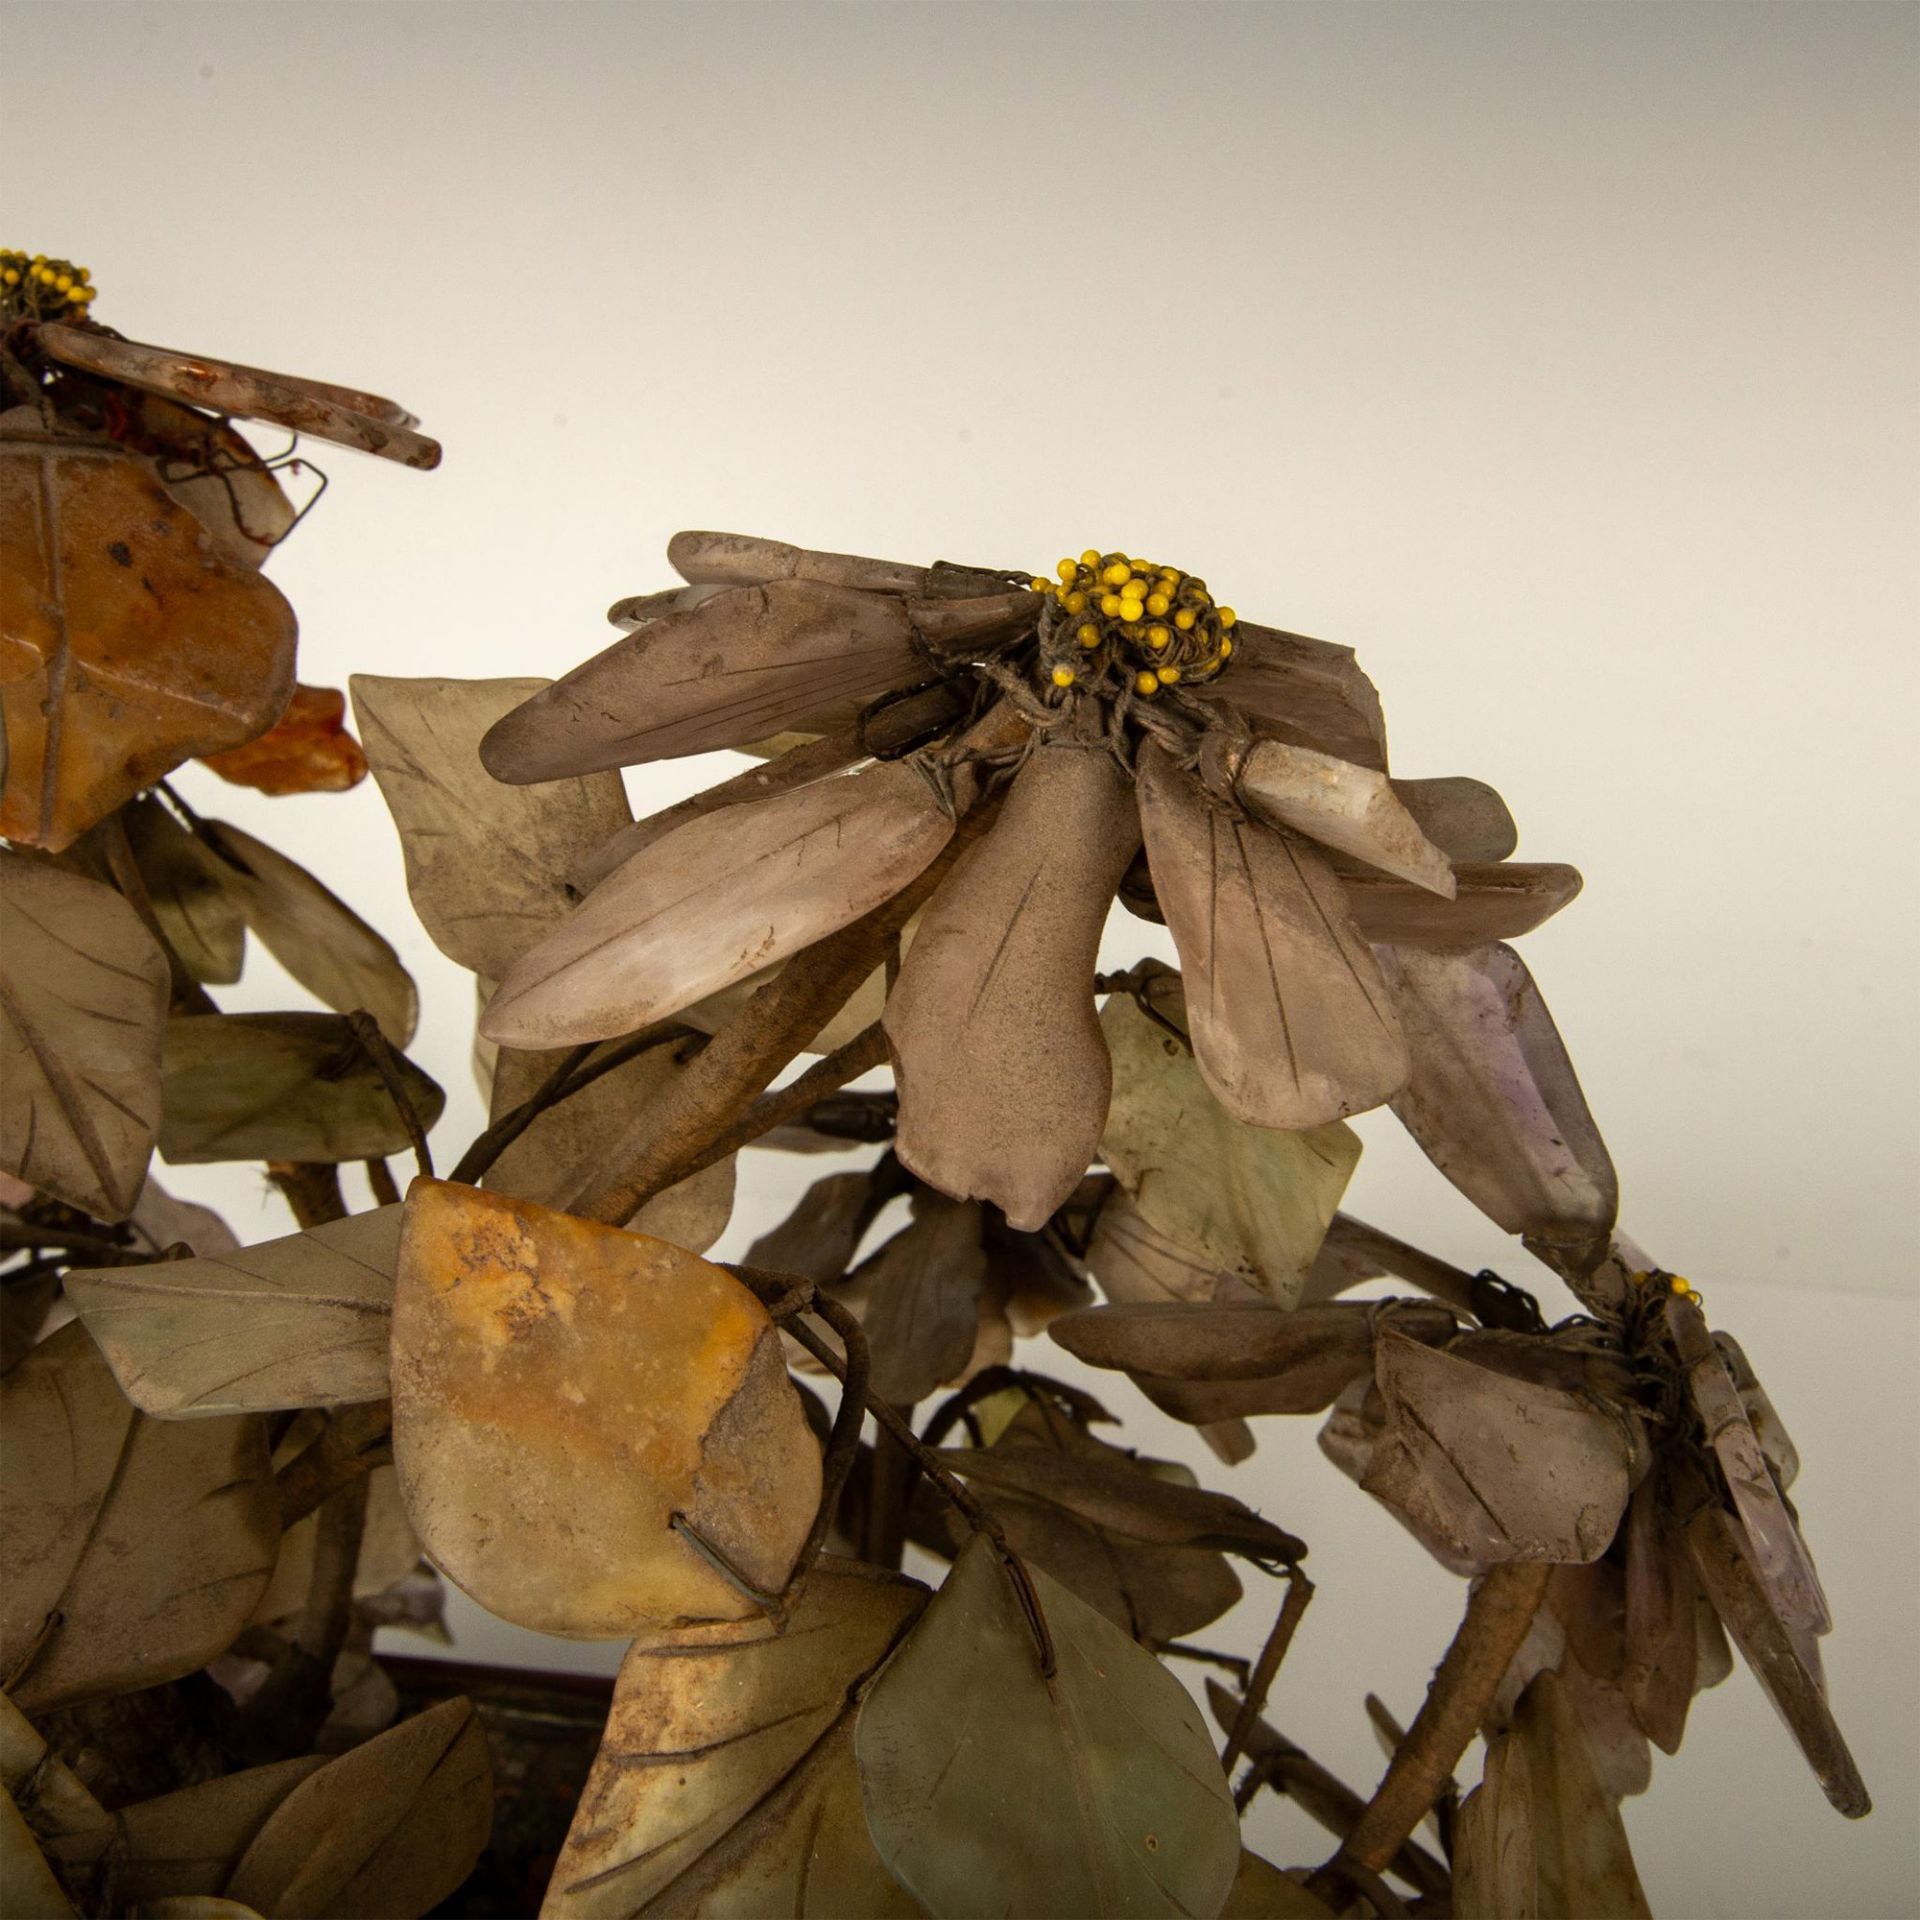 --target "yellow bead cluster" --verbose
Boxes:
[1031,548,1237,696]
[1633,1268,1700,1303]
[1,251,97,326]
